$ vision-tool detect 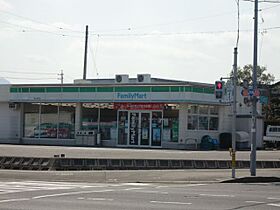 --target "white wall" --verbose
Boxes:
[219,106,232,133]
[0,85,20,143]
[0,85,10,102]
[0,102,21,142]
